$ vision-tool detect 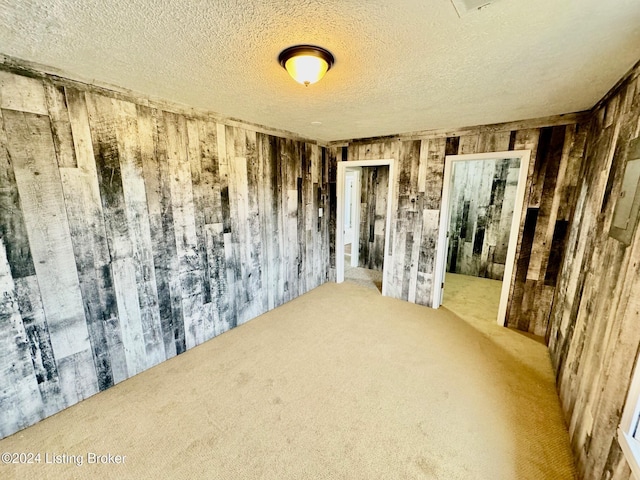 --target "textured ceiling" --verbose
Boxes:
[1,0,640,142]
